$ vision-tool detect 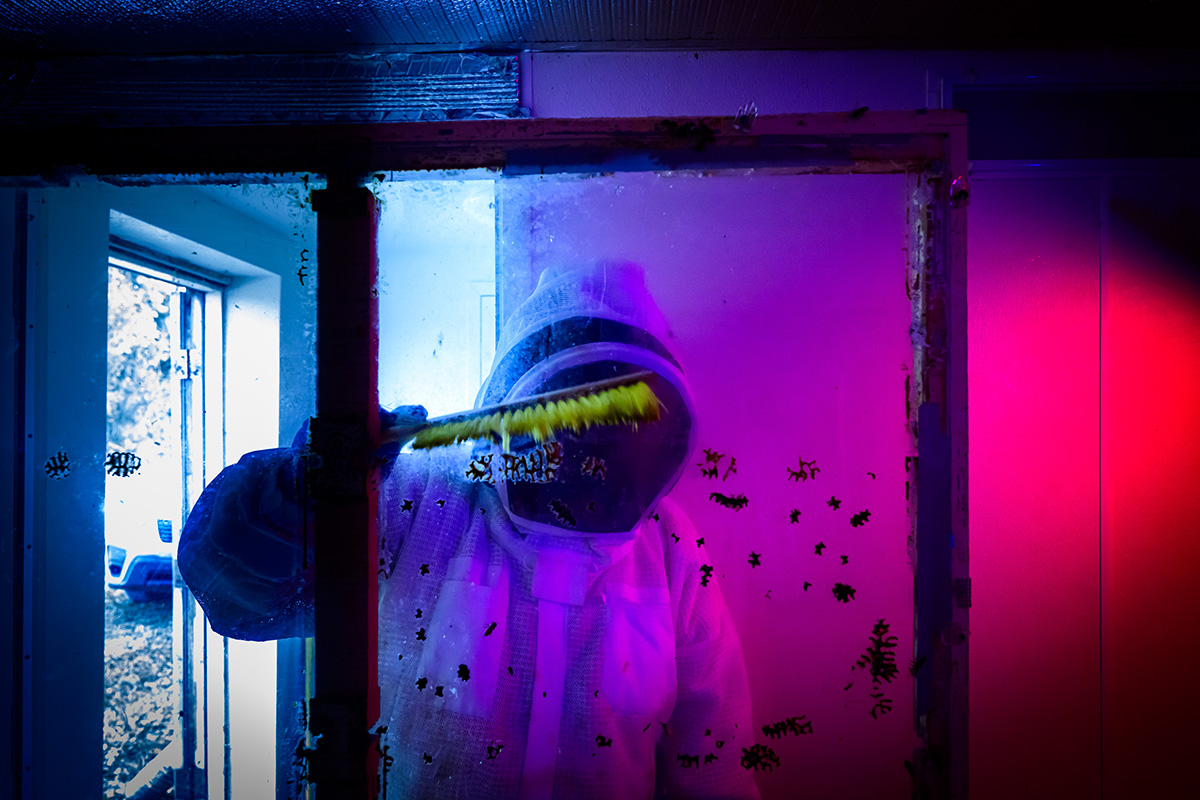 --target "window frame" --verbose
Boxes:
[4,111,968,800]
